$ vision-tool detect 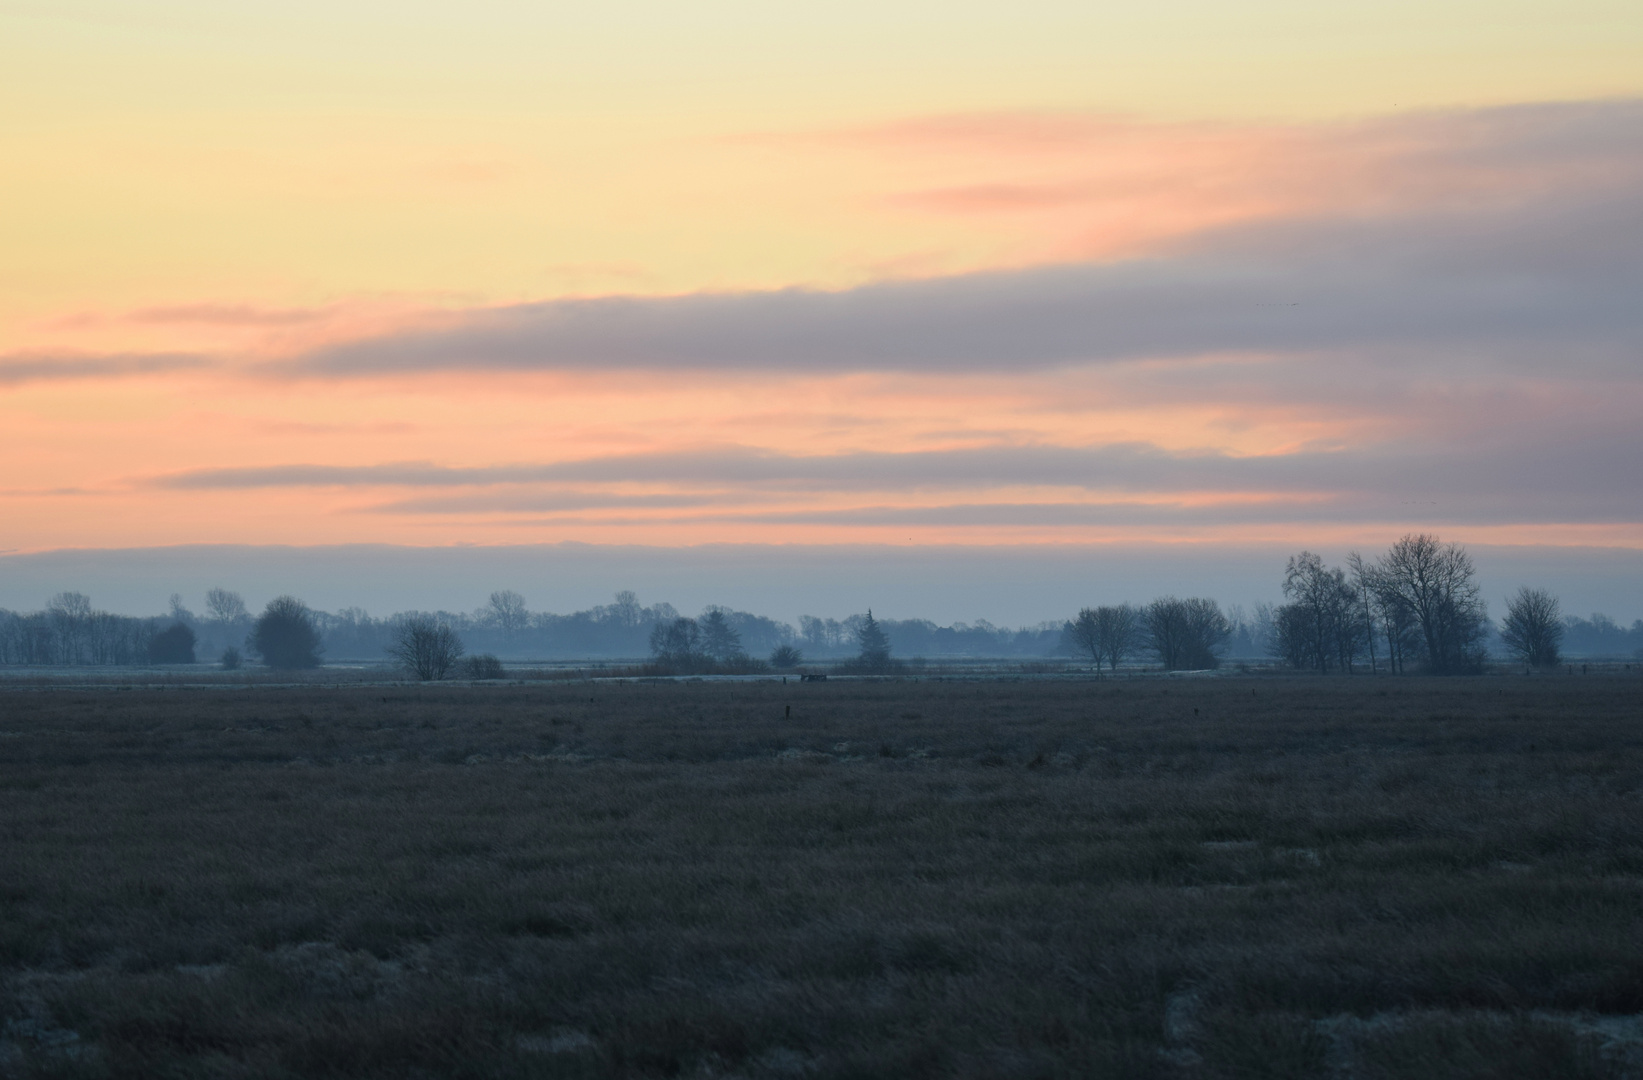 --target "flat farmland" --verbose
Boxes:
[2,675,1642,1078]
